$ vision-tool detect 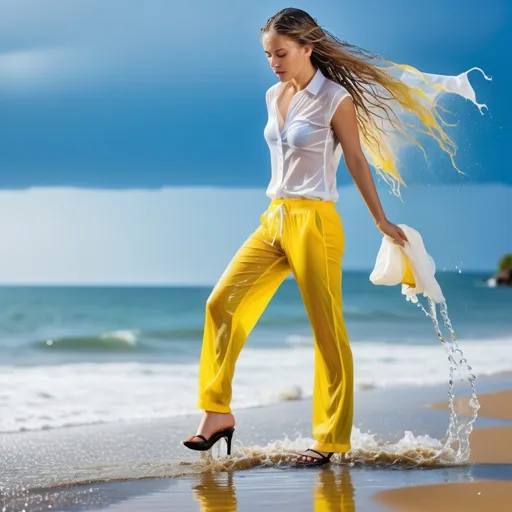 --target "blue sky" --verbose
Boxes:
[0,0,508,188]
[0,0,509,282]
